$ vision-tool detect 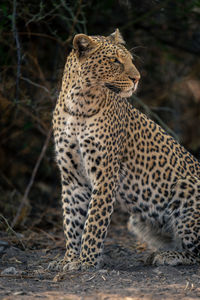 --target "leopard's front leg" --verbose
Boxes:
[76,135,120,269]
[48,177,91,271]
[79,182,116,269]
[62,180,91,264]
